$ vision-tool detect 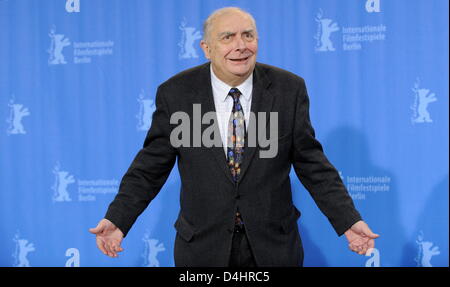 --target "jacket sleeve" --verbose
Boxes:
[105,85,177,237]
[291,78,362,236]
